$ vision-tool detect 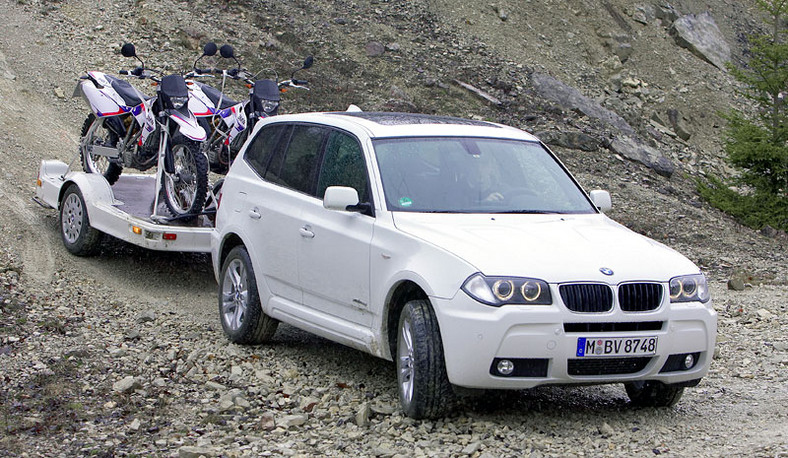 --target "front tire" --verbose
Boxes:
[397,299,455,419]
[162,136,208,220]
[219,246,279,344]
[625,381,684,407]
[80,114,123,185]
[59,184,102,256]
